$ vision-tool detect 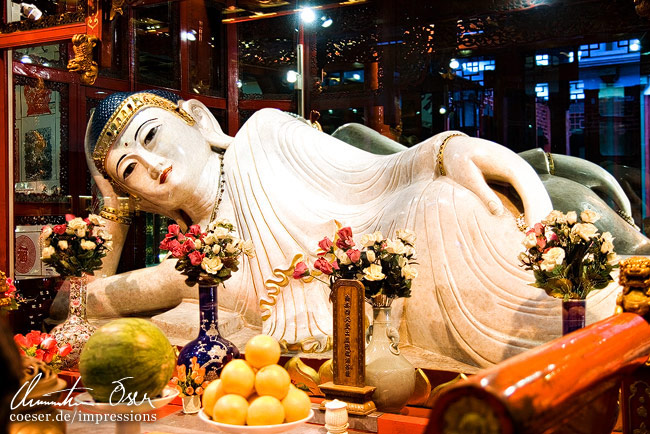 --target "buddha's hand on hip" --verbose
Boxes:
[442,135,553,227]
